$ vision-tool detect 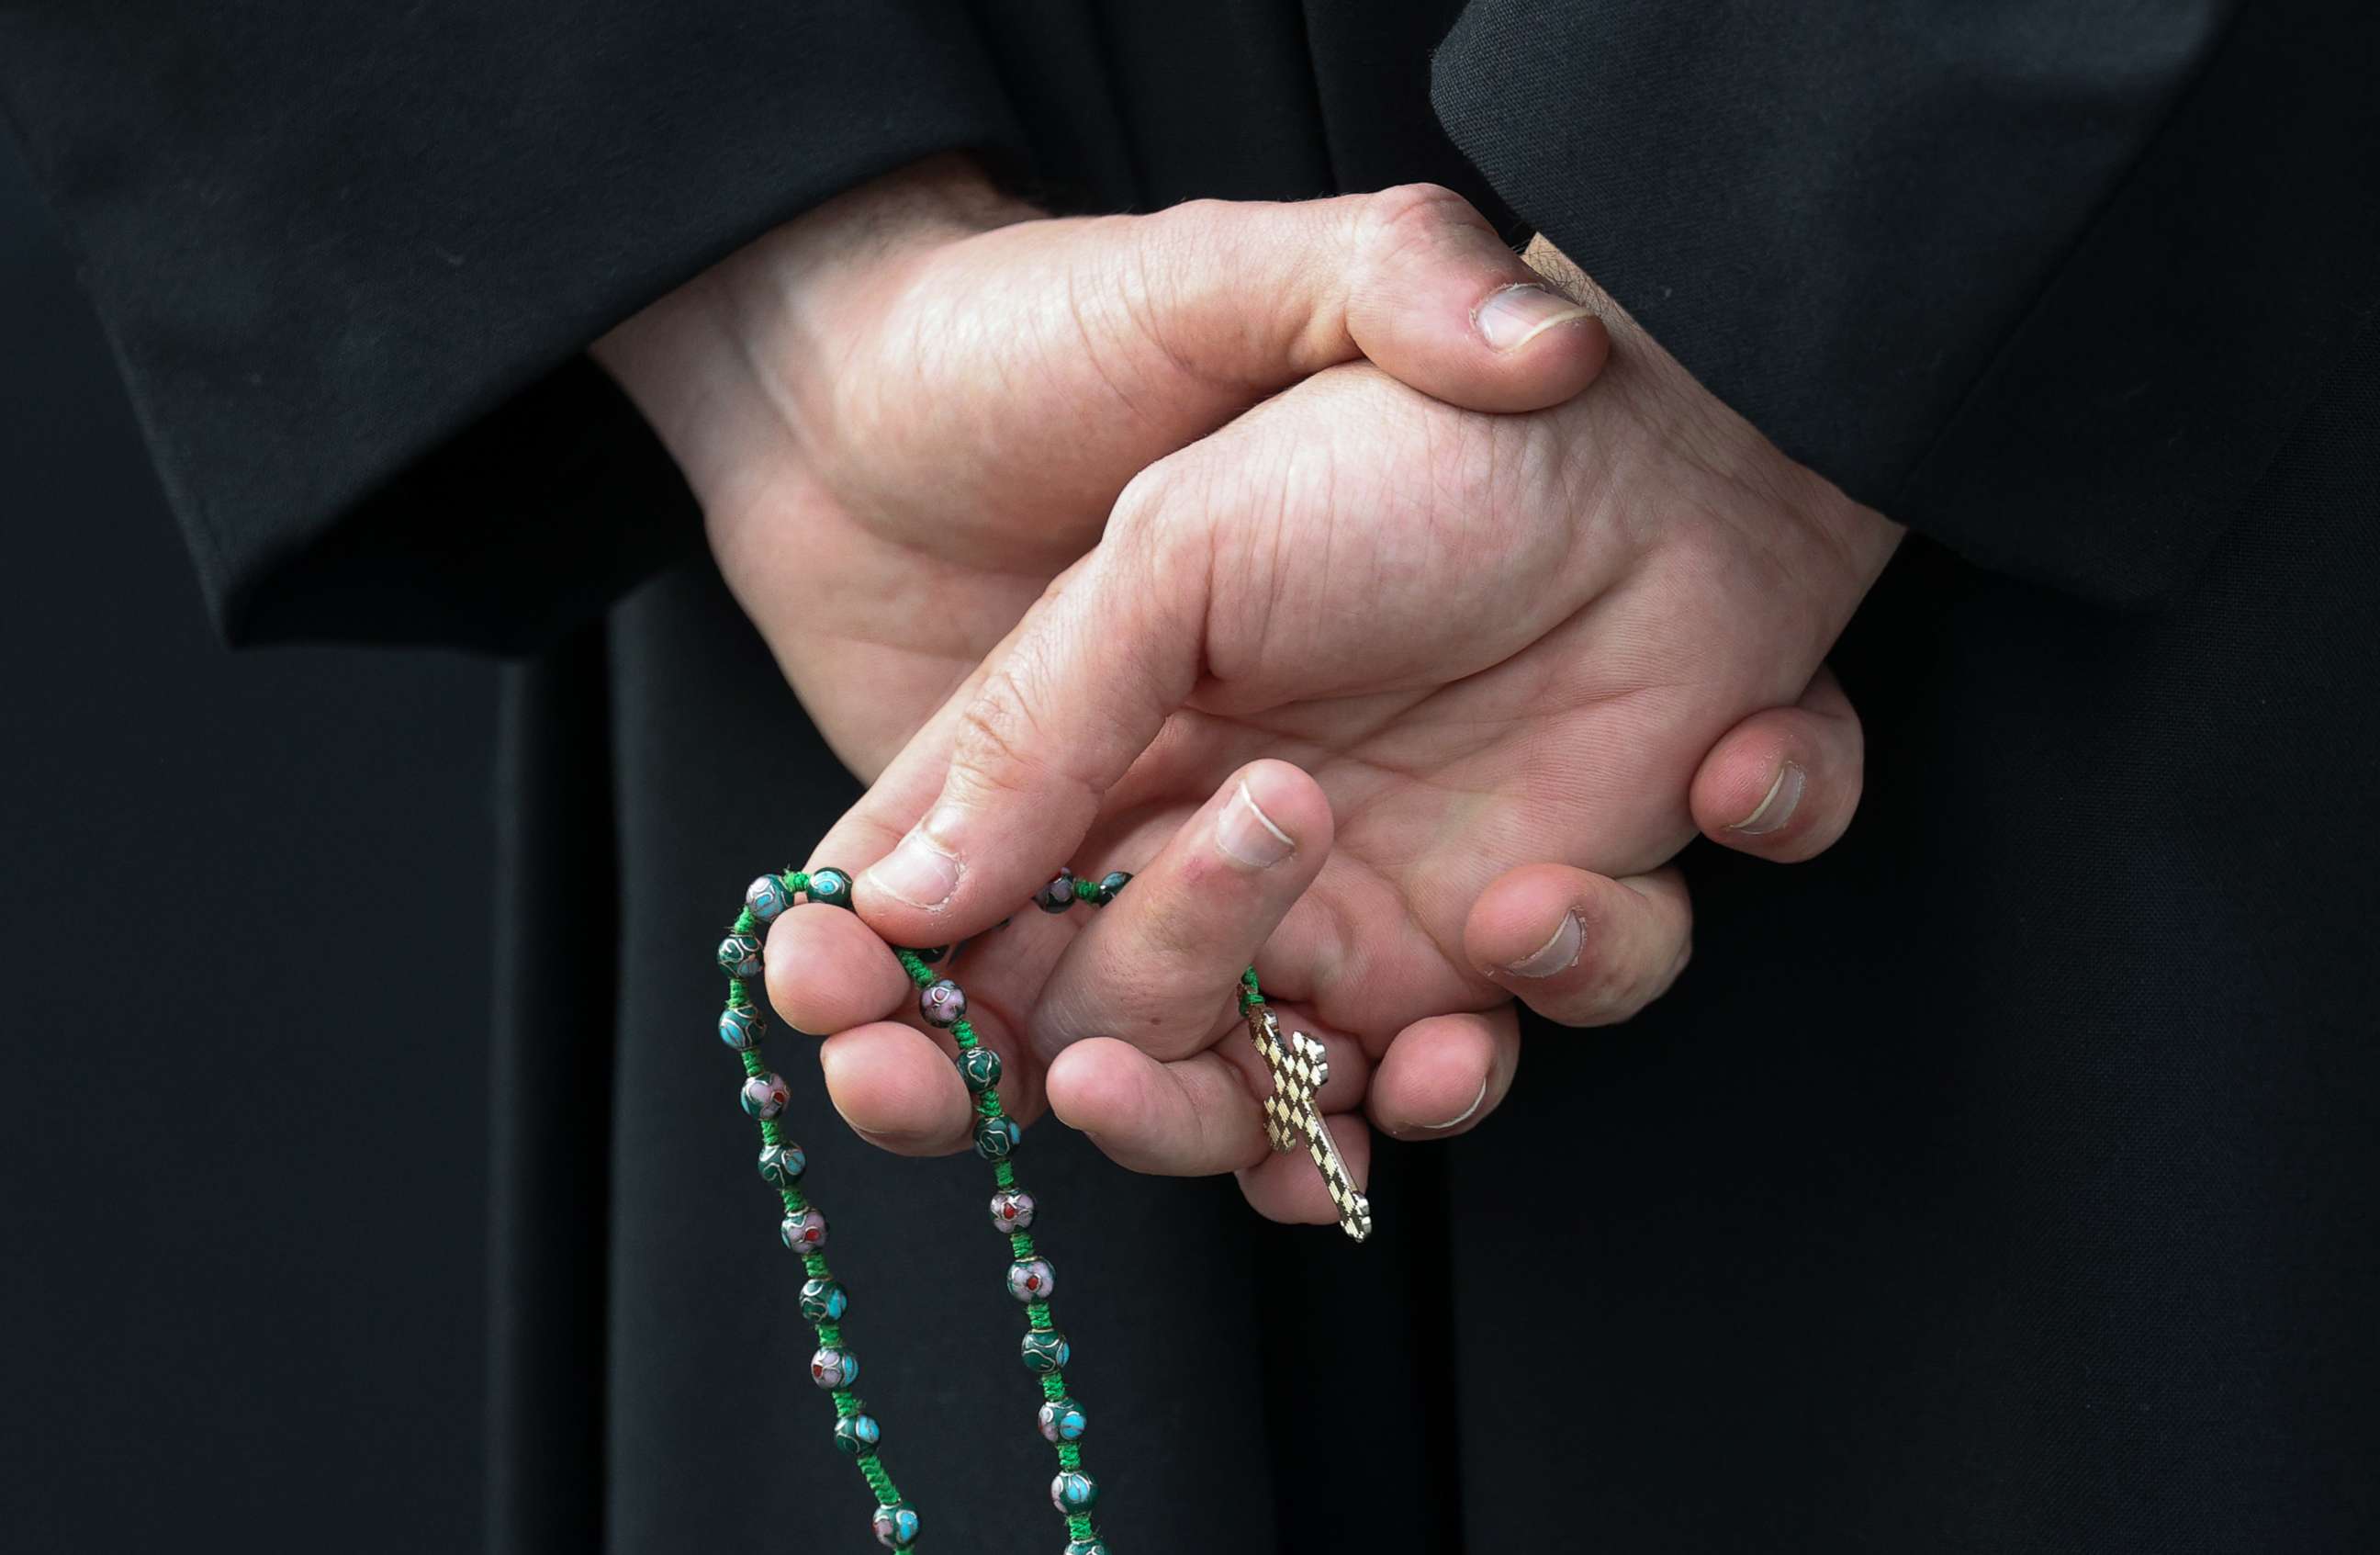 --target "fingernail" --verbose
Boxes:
[862,818,963,909]
[1729,761,1806,837]
[1474,283,1594,351]
[1421,1077,1490,1132]
[1216,780,1297,869]
[1504,911,1581,978]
